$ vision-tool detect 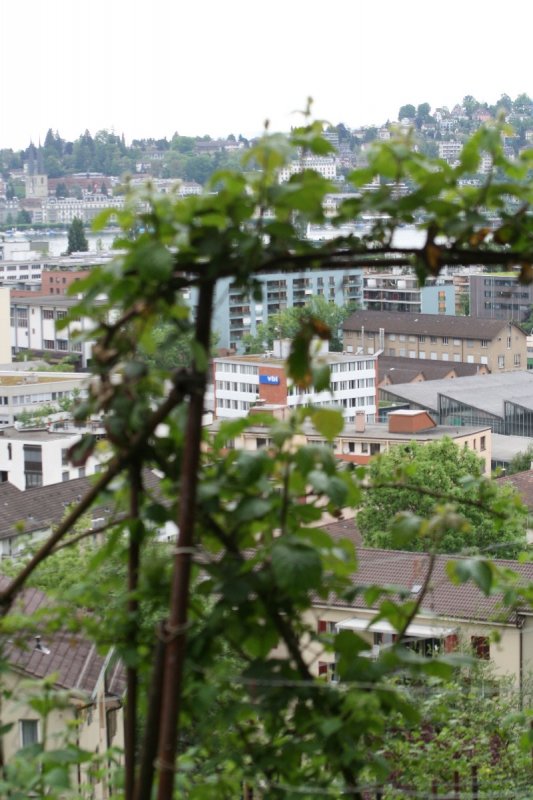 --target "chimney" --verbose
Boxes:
[355,411,366,432]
